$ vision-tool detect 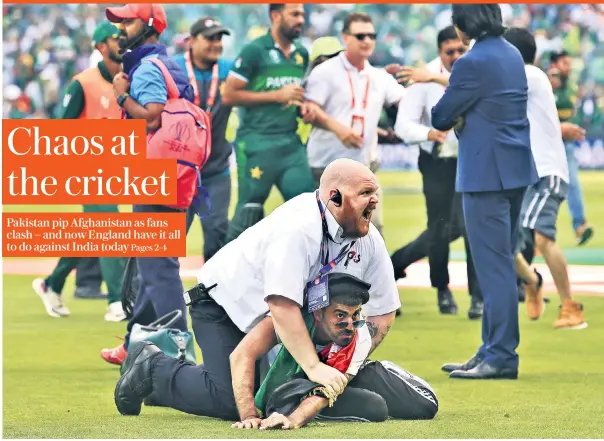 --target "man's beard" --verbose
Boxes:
[108,50,122,64]
[279,23,301,41]
[118,27,150,55]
